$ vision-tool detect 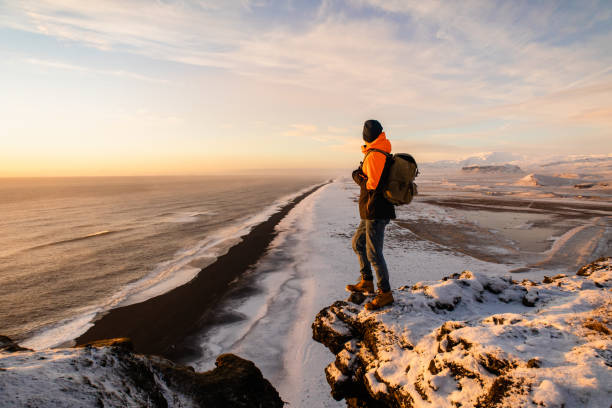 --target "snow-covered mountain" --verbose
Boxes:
[423,152,525,169]
[459,151,525,167]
